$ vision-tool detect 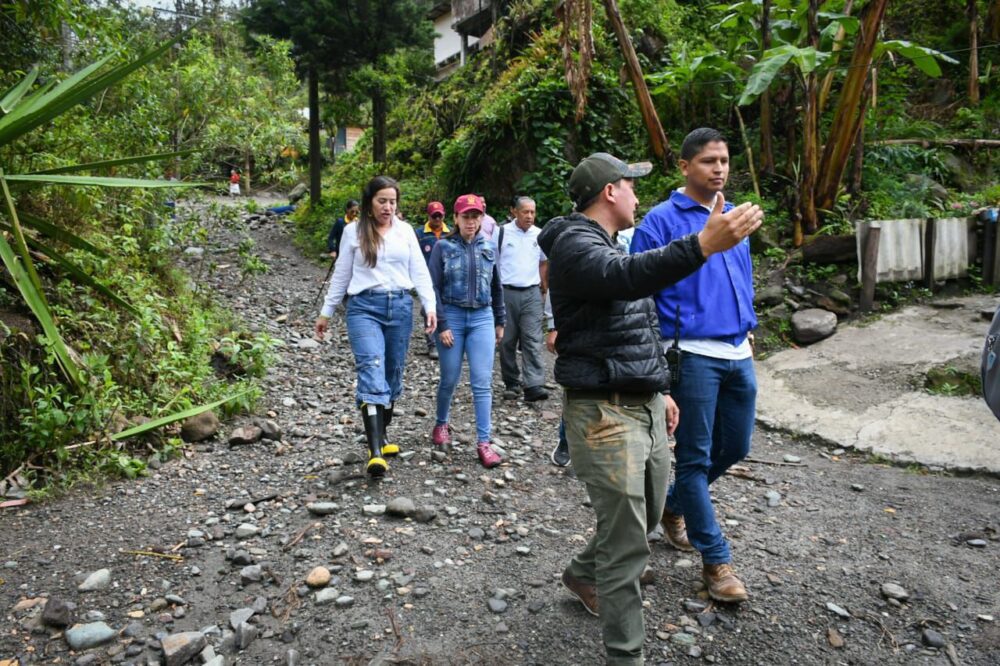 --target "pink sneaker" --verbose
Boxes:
[431,423,451,447]
[477,442,502,468]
